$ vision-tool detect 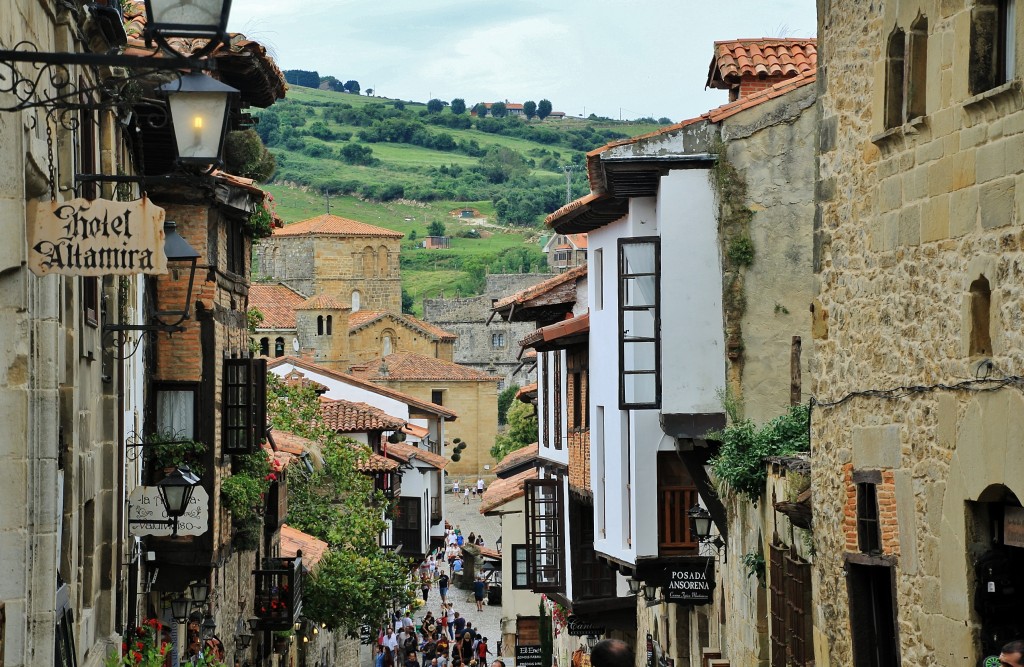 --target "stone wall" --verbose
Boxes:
[813,1,1024,664]
[423,274,553,387]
